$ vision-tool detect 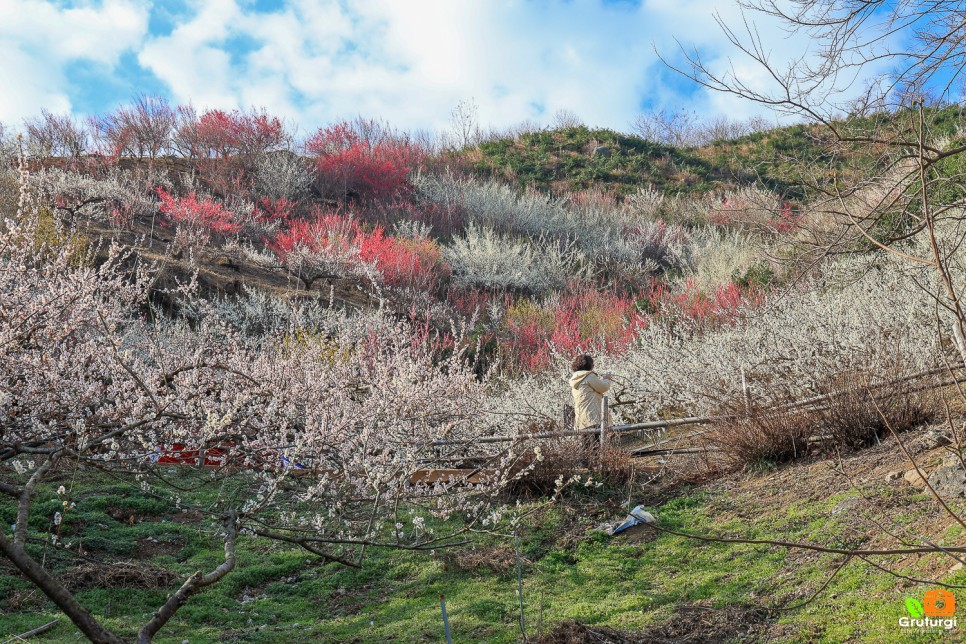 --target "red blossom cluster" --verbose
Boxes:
[639,277,765,326]
[178,108,288,159]
[502,289,644,372]
[305,121,425,203]
[265,209,450,291]
[156,187,240,246]
[357,228,450,290]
